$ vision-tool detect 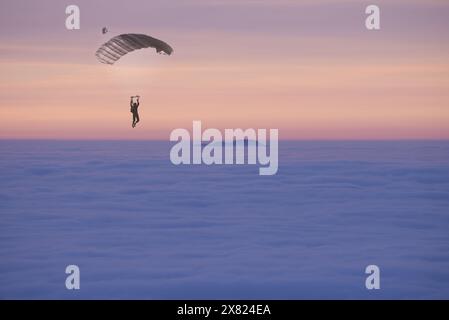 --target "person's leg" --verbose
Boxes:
[135,112,140,124]
[132,113,136,127]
